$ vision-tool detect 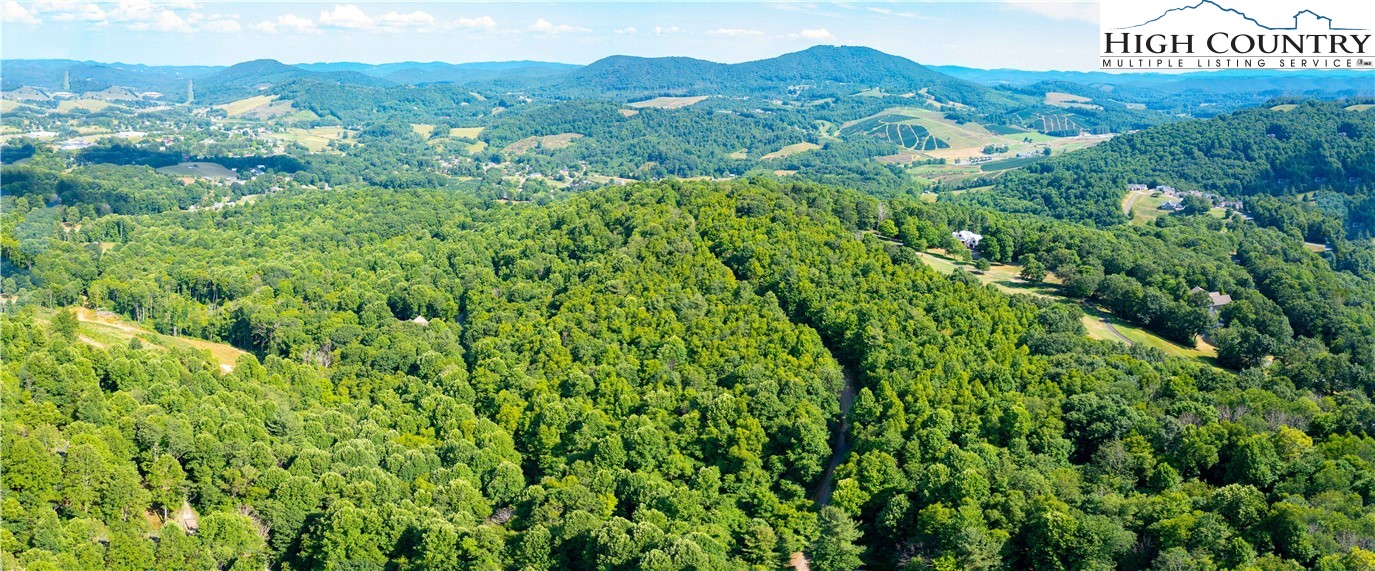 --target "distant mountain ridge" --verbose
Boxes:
[554,45,1005,107]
